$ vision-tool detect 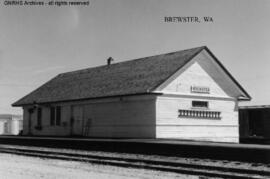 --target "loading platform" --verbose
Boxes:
[0,136,269,163]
